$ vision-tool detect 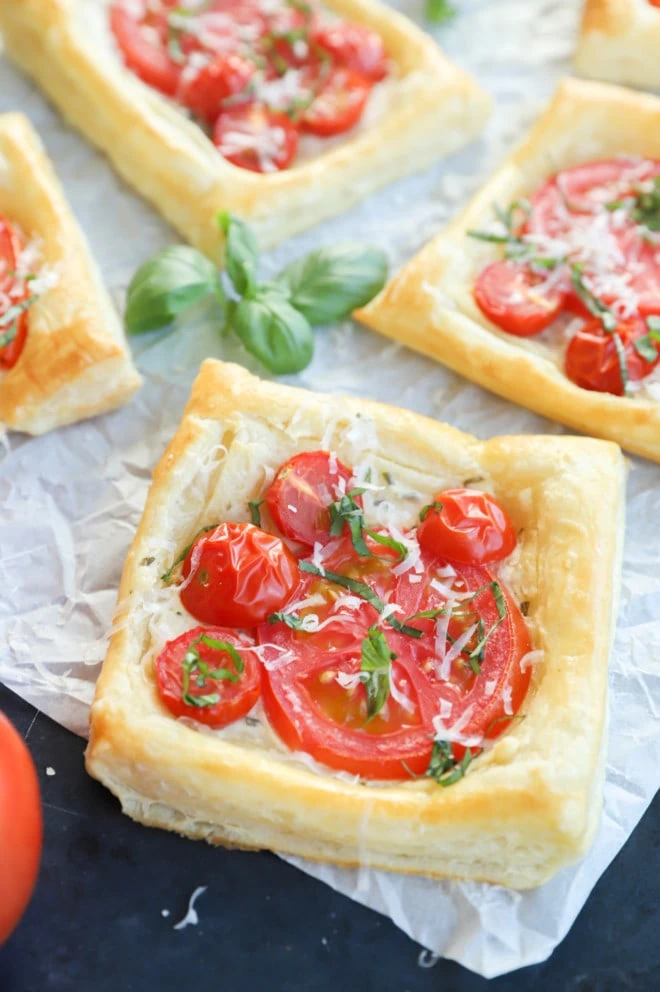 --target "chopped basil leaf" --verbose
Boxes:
[570,265,616,332]
[646,315,660,335]
[612,331,631,397]
[633,335,659,363]
[267,611,304,629]
[329,490,371,556]
[425,740,473,786]
[364,529,408,560]
[181,635,244,708]
[359,626,396,720]
[248,497,265,527]
[0,294,39,348]
[419,500,443,522]
[298,561,423,638]
[161,523,218,584]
